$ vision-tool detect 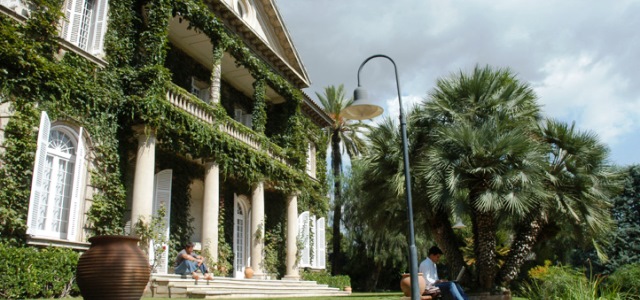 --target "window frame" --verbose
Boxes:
[60,0,109,56]
[26,111,87,243]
